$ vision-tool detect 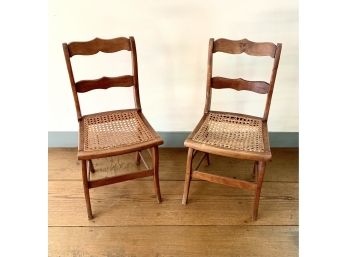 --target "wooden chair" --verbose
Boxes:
[182,38,282,220]
[62,36,163,219]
